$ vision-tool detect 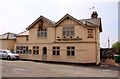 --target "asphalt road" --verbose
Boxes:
[1,60,119,77]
